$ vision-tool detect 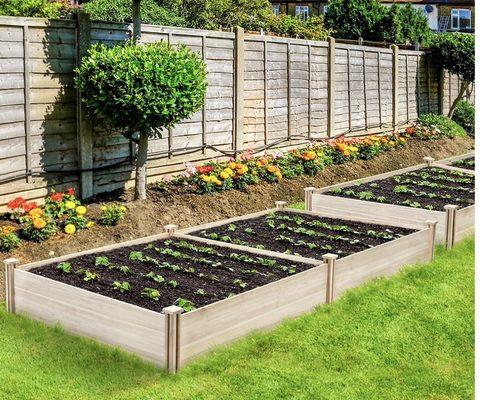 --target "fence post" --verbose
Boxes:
[163,305,183,373]
[444,205,458,250]
[323,254,338,304]
[426,220,438,262]
[327,37,336,137]
[304,187,315,211]
[75,12,94,199]
[4,258,20,313]
[391,44,399,129]
[233,26,245,154]
[438,68,445,115]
